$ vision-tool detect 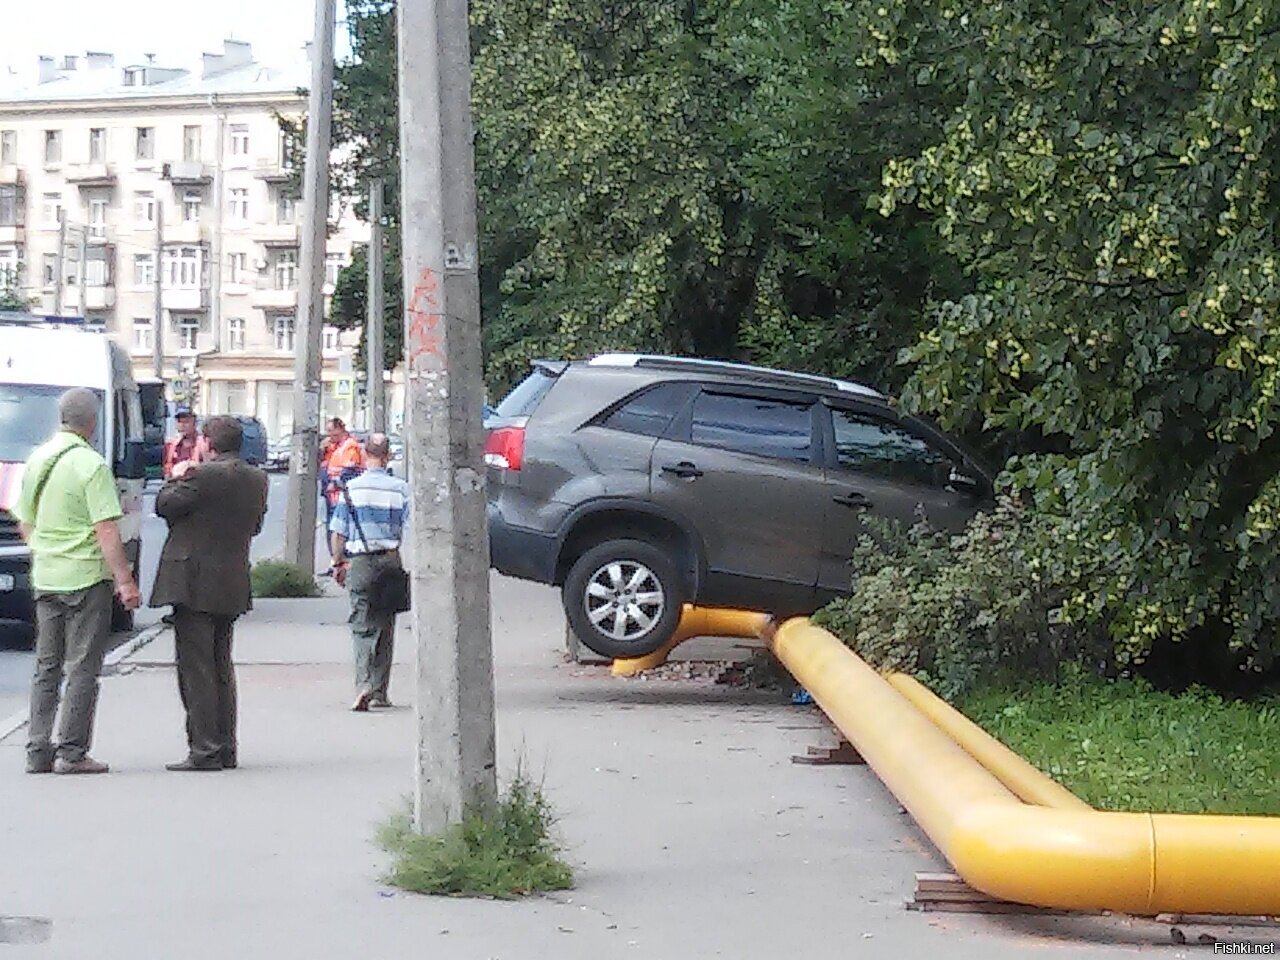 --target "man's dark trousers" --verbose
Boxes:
[173,605,237,766]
